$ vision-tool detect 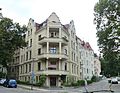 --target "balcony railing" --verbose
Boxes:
[38,37,68,45]
[36,70,69,75]
[38,53,68,59]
